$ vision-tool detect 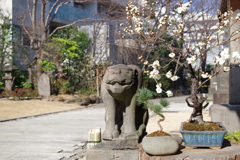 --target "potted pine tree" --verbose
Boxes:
[137,88,182,155]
